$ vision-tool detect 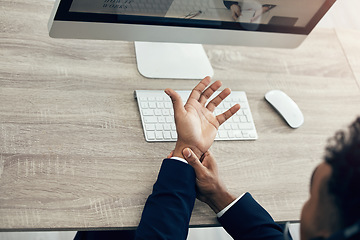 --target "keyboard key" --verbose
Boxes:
[141,102,149,109]
[242,131,250,138]
[219,131,228,138]
[157,102,164,108]
[144,116,157,123]
[147,131,155,140]
[239,123,253,130]
[233,116,240,122]
[163,131,171,139]
[162,109,170,115]
[228,131,235,138]
[171,131,177,139]
[155,131,163,140]
[143,109,154,116]
[155,109,162,116]
[164,102,172,108]
[149,102,156,108]
[158,116,165,123]
[237,109,244,116]
[241,103,249,109]
[235,130,242,138]
[223,102,231,109]
[166,116,173,123]
[145,124,155,130]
